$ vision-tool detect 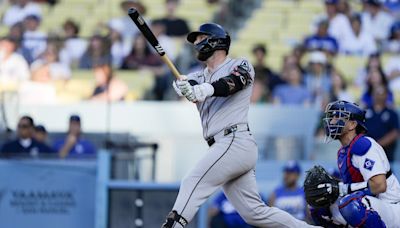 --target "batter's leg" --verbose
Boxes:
[223,169,318,228]
[162,134,258,227]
